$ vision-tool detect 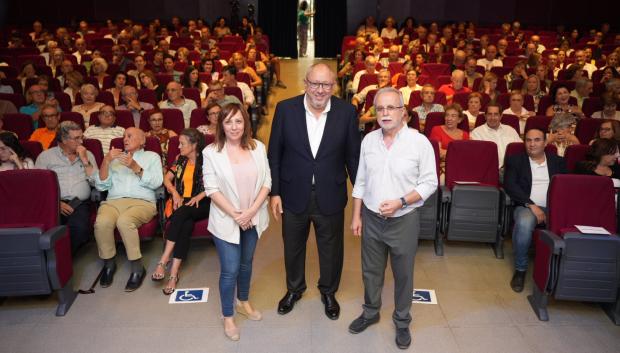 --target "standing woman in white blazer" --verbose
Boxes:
[202,102,271,341]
